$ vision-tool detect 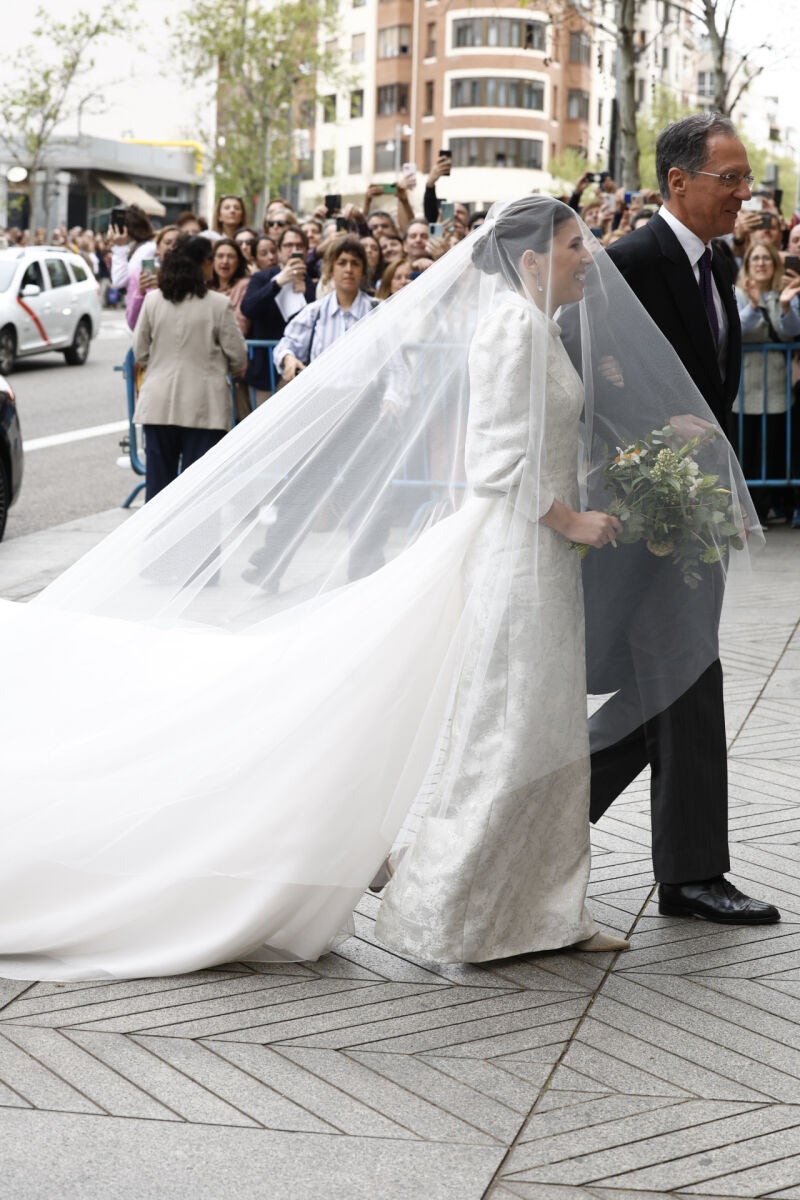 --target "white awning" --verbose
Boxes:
[96,175,166,217]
